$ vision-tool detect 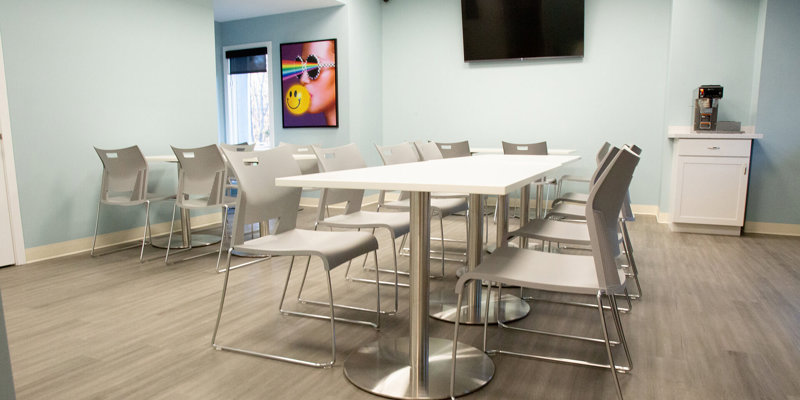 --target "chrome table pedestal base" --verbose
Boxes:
[429,287,530,324]
[344,337,494,399]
